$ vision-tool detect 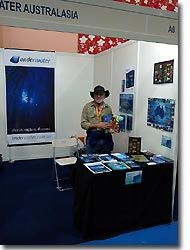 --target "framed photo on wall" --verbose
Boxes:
[153,59,174,84]
[128,136,141,154]
[147,97,175,132]
[161,135,172,149]
[126,69,135,88]
[126,115,133,131]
